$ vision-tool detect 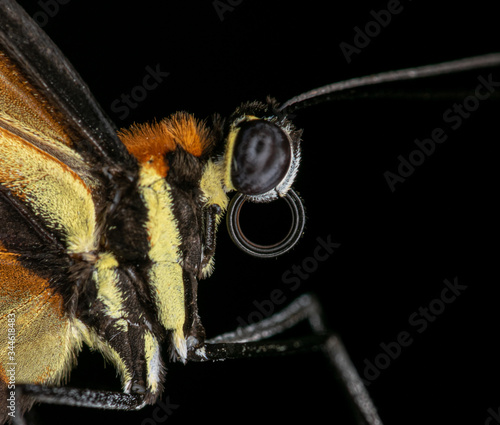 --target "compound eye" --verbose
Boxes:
[231,120,291,195]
